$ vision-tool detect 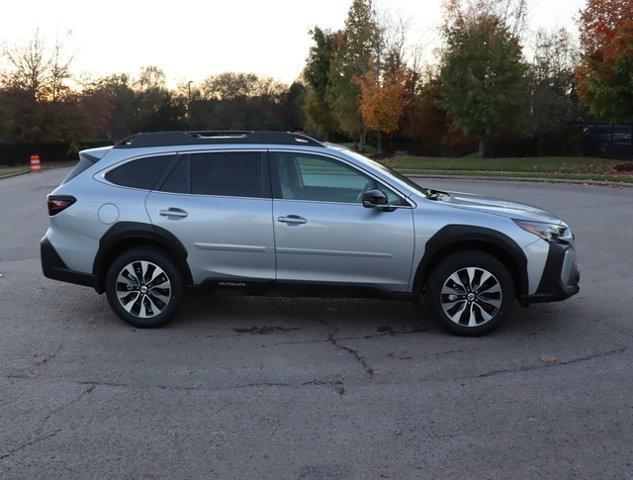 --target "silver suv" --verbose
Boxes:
[41,131,579,335]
